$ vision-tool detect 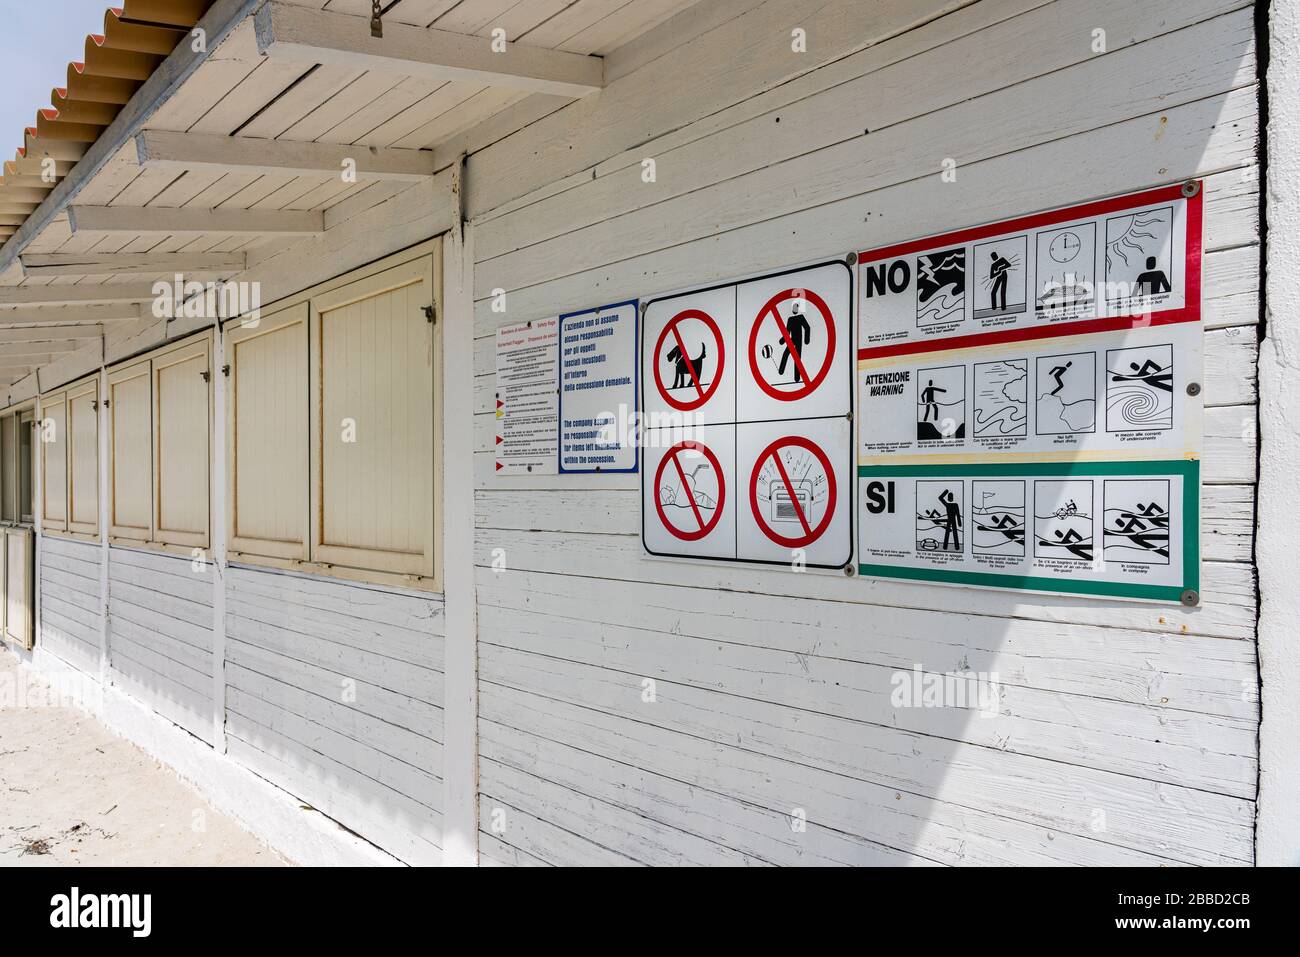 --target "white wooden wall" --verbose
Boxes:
[223,567,445,866]
[37,536,102,678]
[469,0,1261,865]
[108,547,214,741]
